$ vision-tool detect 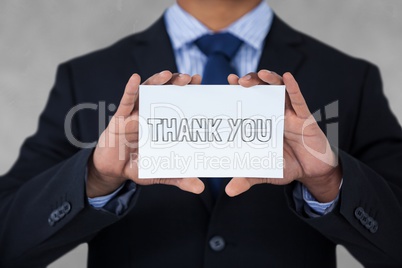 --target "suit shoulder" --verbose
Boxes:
[59,16,166,76]
[269,16,377,76]
[63,33,141,69]
[297,29,375,70]
[63,17,165,69]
